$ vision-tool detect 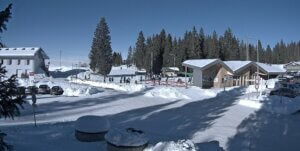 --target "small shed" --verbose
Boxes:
[182,59,233,88]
